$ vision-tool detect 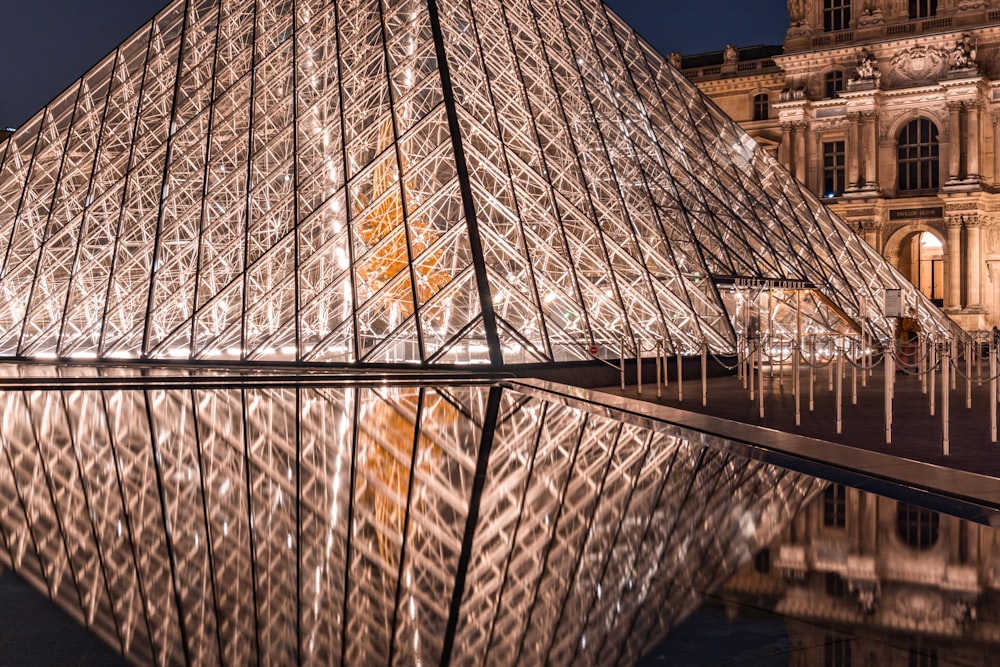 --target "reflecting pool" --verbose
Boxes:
[4,368,998,665]
[0,369,820,665]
